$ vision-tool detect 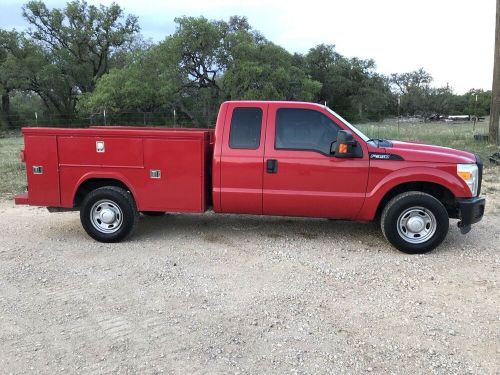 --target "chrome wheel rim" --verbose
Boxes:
[90,200,123,234]
[397,206,436,244]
